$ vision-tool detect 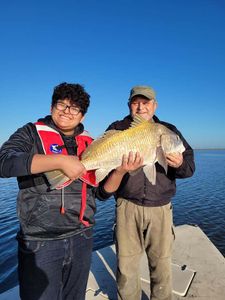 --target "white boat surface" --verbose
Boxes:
[1,224,225,299]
